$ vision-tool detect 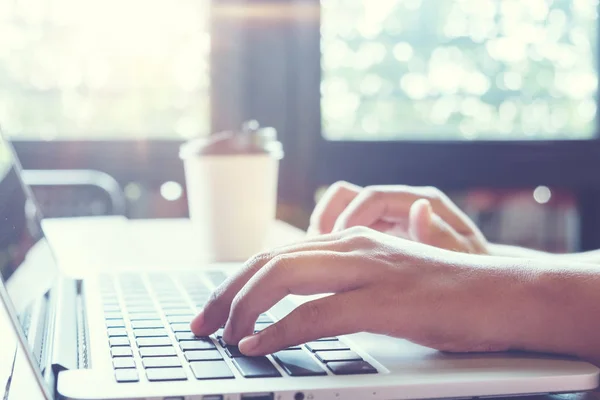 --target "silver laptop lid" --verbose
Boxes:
[0,127,57,399]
